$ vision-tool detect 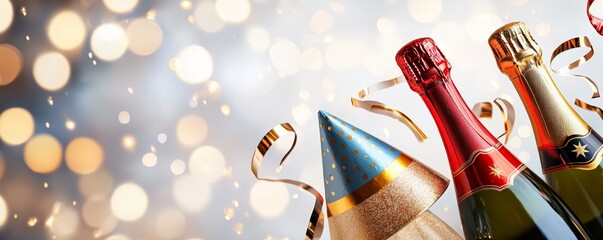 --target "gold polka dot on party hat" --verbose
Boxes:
[342,155,348,161]
[320,123,324,128]
[330,175,334,181]
[353,150,359,155]
[370,162,376,168]
[341,165,347,170]
[331,191,335,196]
[354,167,360,172]
[362,174,368,179]
[338,131,343,136]
[346,135,352,140]
[340,143,346,148]
[328,126,332,131]
[331,163,336,168]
